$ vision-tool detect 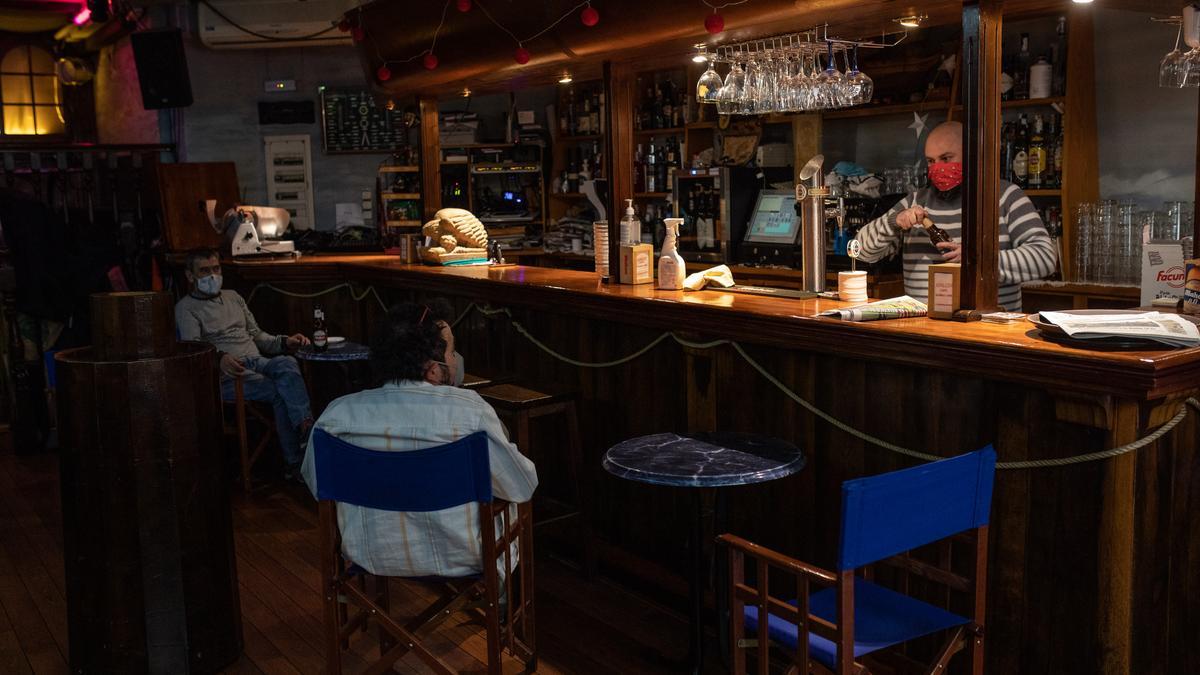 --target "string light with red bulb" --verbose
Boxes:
[700,0,752,35]
[580,3,599,26]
